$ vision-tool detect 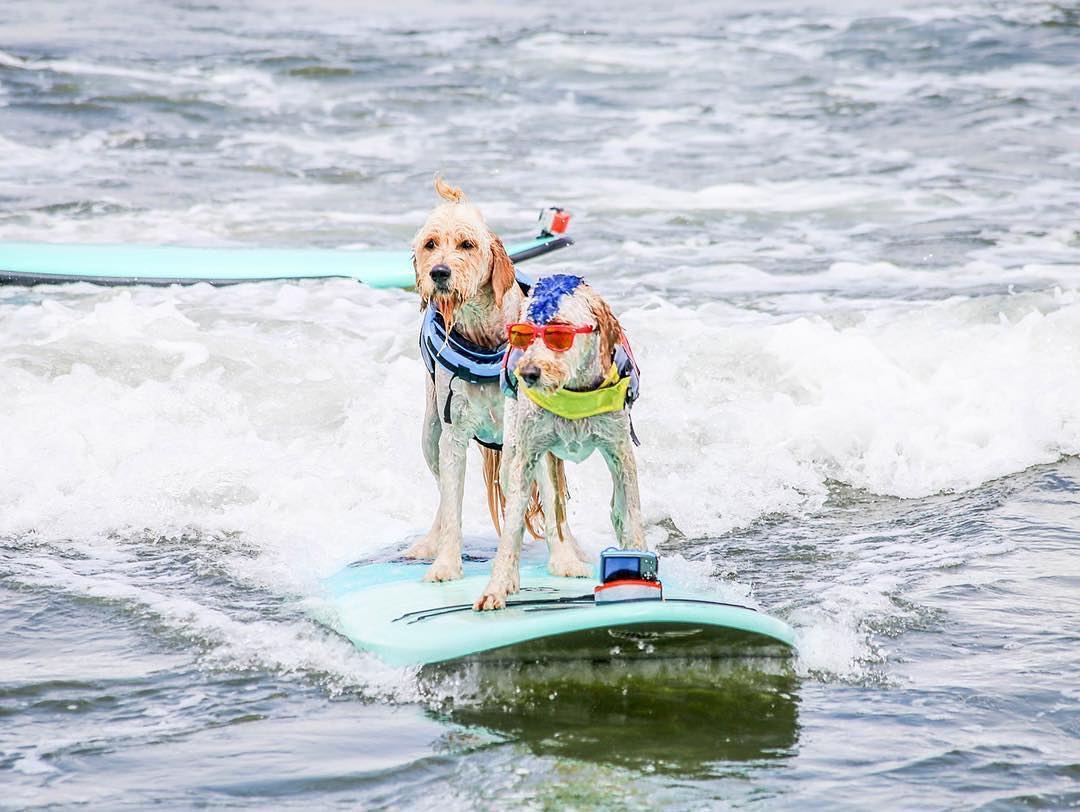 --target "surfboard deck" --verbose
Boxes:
[0,235,571,288]
[317,559,796,667]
